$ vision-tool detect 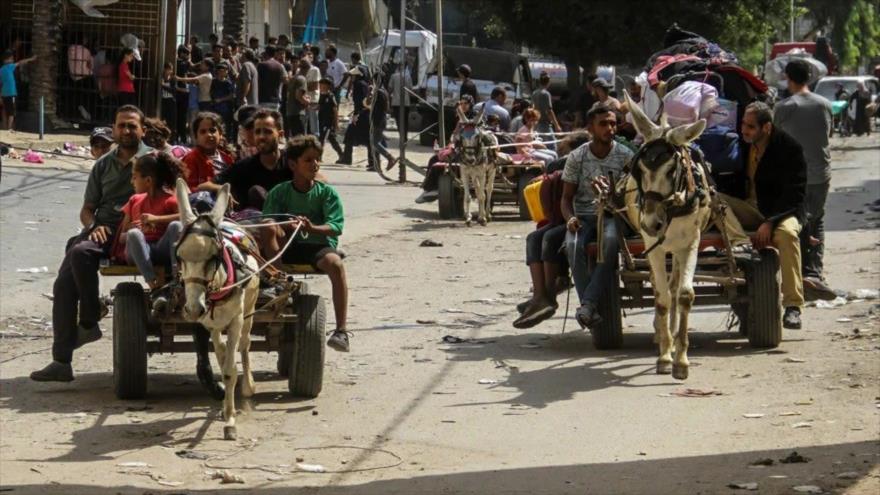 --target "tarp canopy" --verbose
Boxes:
[437,46,529,83]
[764,51,827,89]
[365,29,437,88]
